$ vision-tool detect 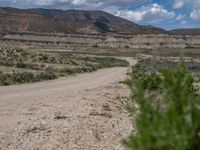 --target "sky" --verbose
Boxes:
[0,0,200,29]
